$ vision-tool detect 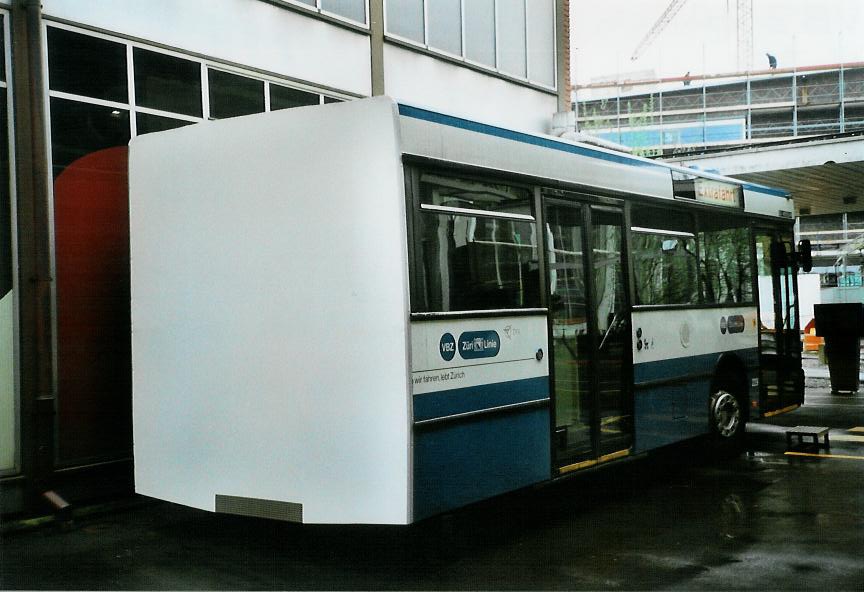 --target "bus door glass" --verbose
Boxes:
[755,229,802,412]
[591,209,633,458]
[545,200,633,470]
